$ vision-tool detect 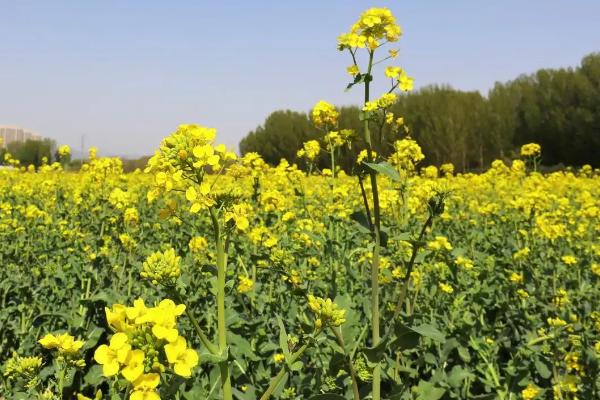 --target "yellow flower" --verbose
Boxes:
[77,390,102,400]
[520,143,541,157]
[385,66,402,79]
[273,353,285,363]
[131,373,161,400]
[398,72,414,91]
[298,140,320,162]
[509,272,524,284]
[547,317,567,328]
[311,100,339,129]
[427,236,453,251]
[338,8,401,50]
[561,255,577,265]
[238,275,255,294]
[347,65,360,76]
[58,144,71,157]
[93,332,131,377]
[521,383,540,399]
[164,337,199,378]
[121,350,145,382]
[189,236,208,253]
[38,333,84,355]
[438,282,454,294]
